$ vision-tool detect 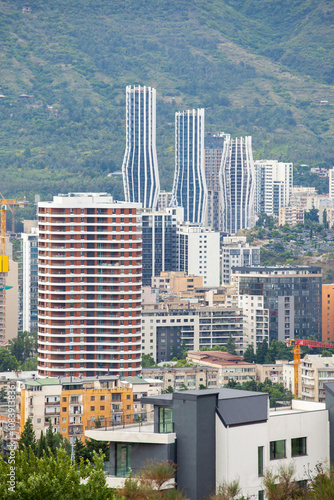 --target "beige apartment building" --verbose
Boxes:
[279,206,304,226]
[187,351,256,386]
[300,354,334,403]
[142,366,219,391]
